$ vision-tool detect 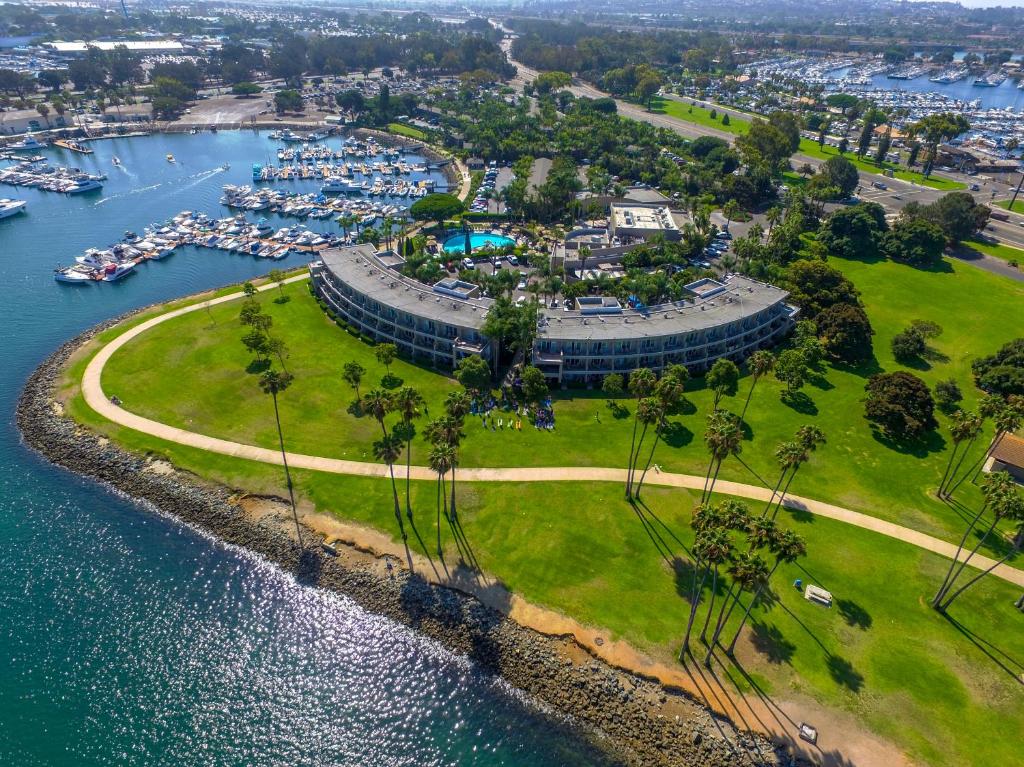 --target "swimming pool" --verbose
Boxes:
[442,232,516,253]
